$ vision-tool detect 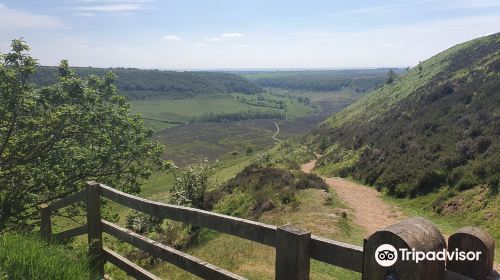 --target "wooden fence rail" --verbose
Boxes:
[40,181,498,280]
